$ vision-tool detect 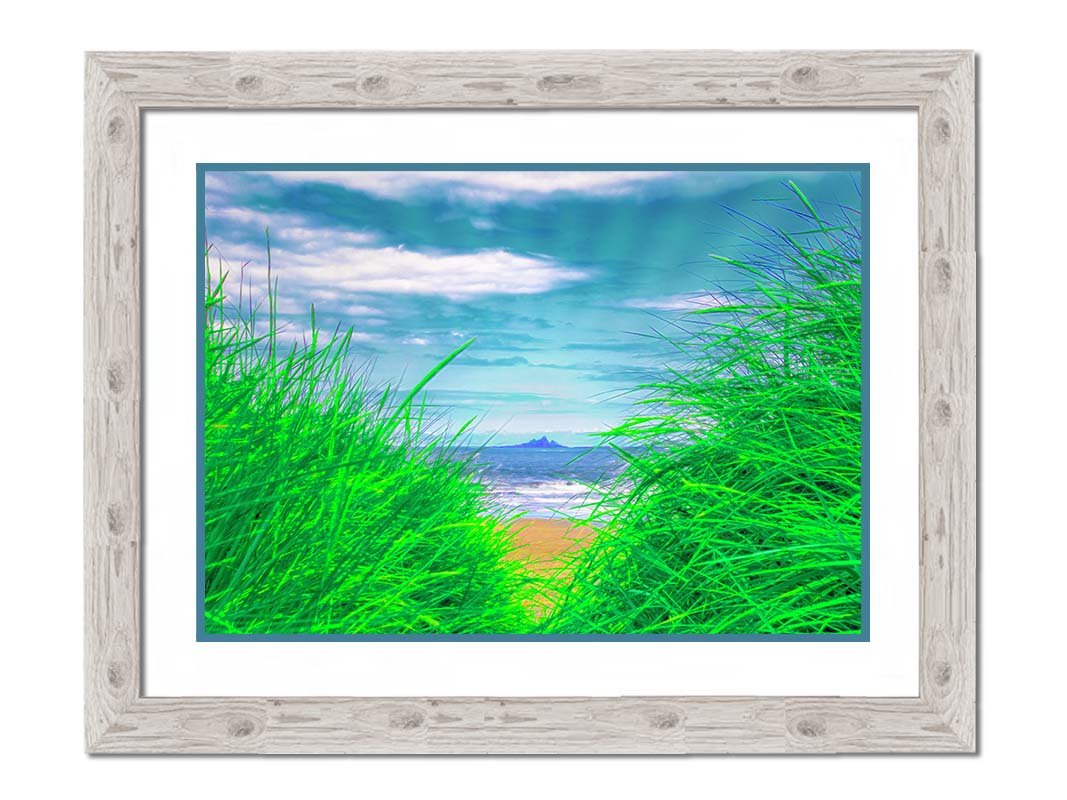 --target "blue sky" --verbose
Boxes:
[204,167,860,446]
